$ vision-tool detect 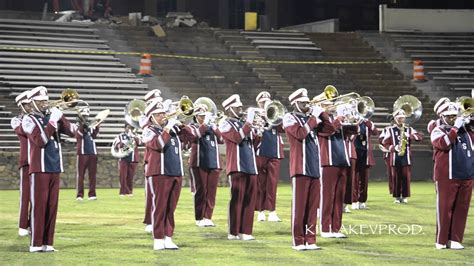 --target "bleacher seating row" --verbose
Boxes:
[0,19,149,150]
